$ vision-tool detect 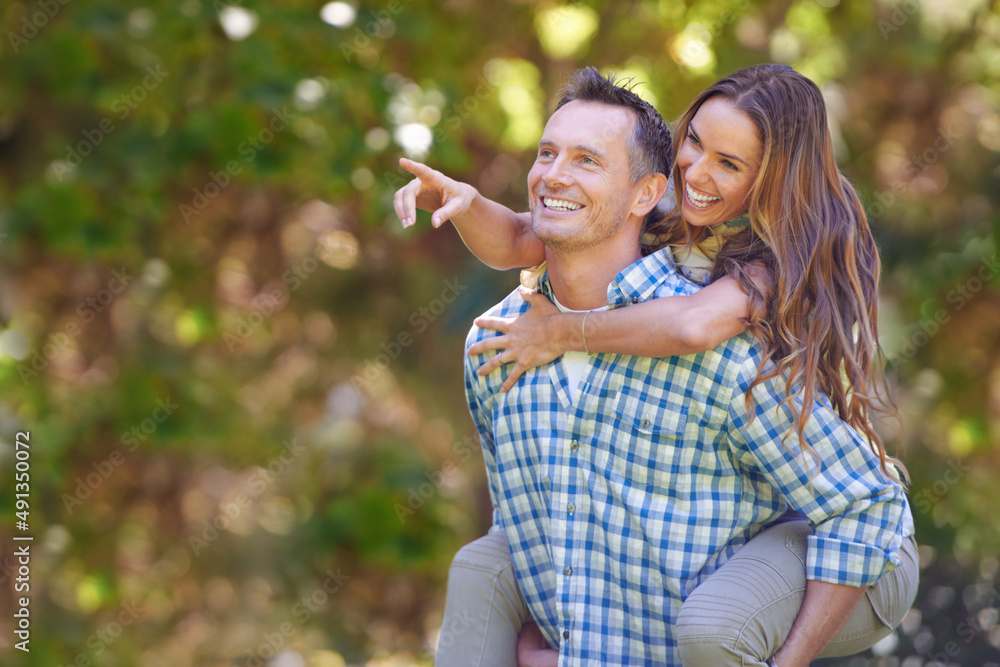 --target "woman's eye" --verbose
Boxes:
[722,160,738,171]
[686,132,700,145]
